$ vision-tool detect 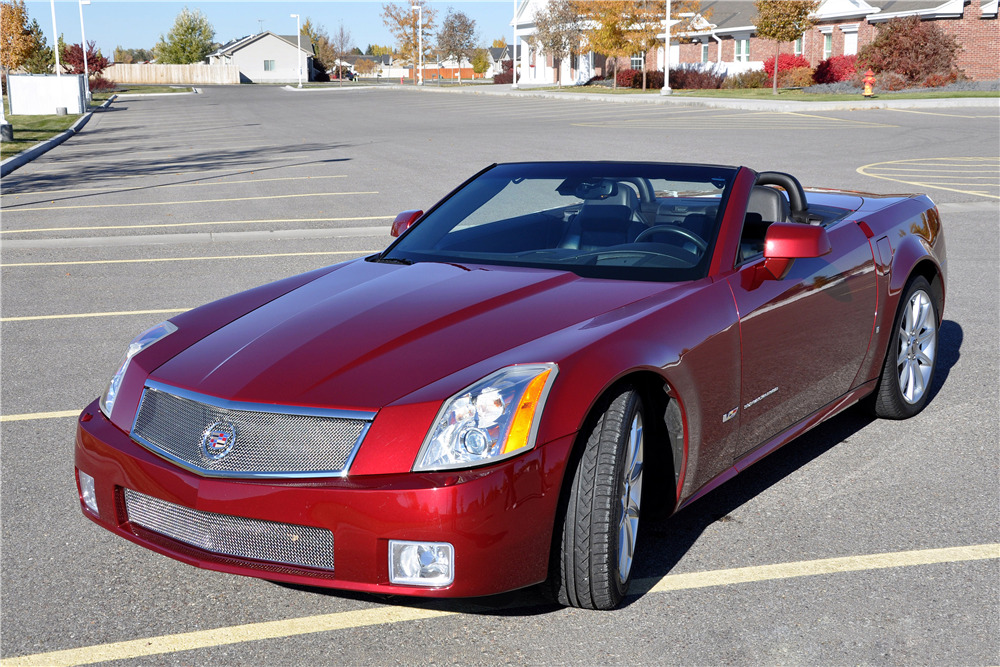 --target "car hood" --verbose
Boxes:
[151,259,678,410]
